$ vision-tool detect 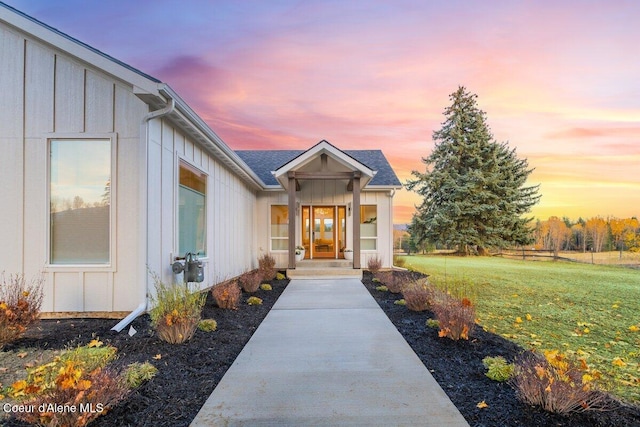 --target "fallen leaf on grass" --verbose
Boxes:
[0,367,8,373]
[612,358,626,367]
[476,401,489,409]
[629,325,639,332]
[153,354,162,360]
[17,352,28,359]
